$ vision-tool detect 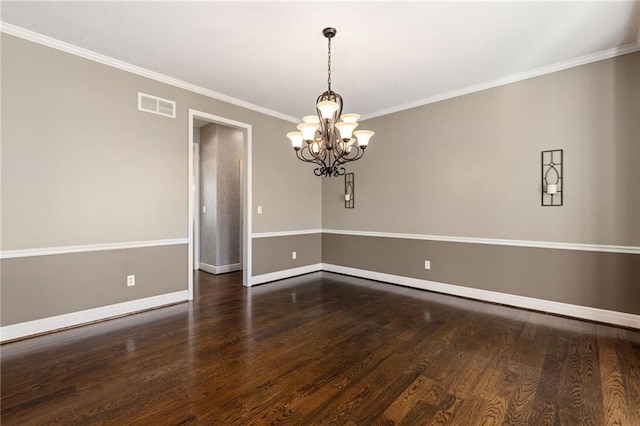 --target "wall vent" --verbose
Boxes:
[138,92,176,118]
